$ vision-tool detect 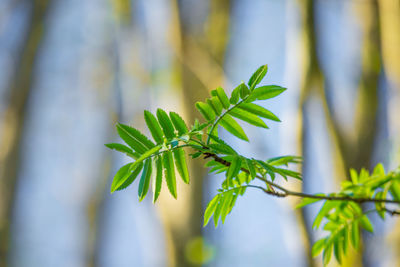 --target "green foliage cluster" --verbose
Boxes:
[106,65,400,265]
